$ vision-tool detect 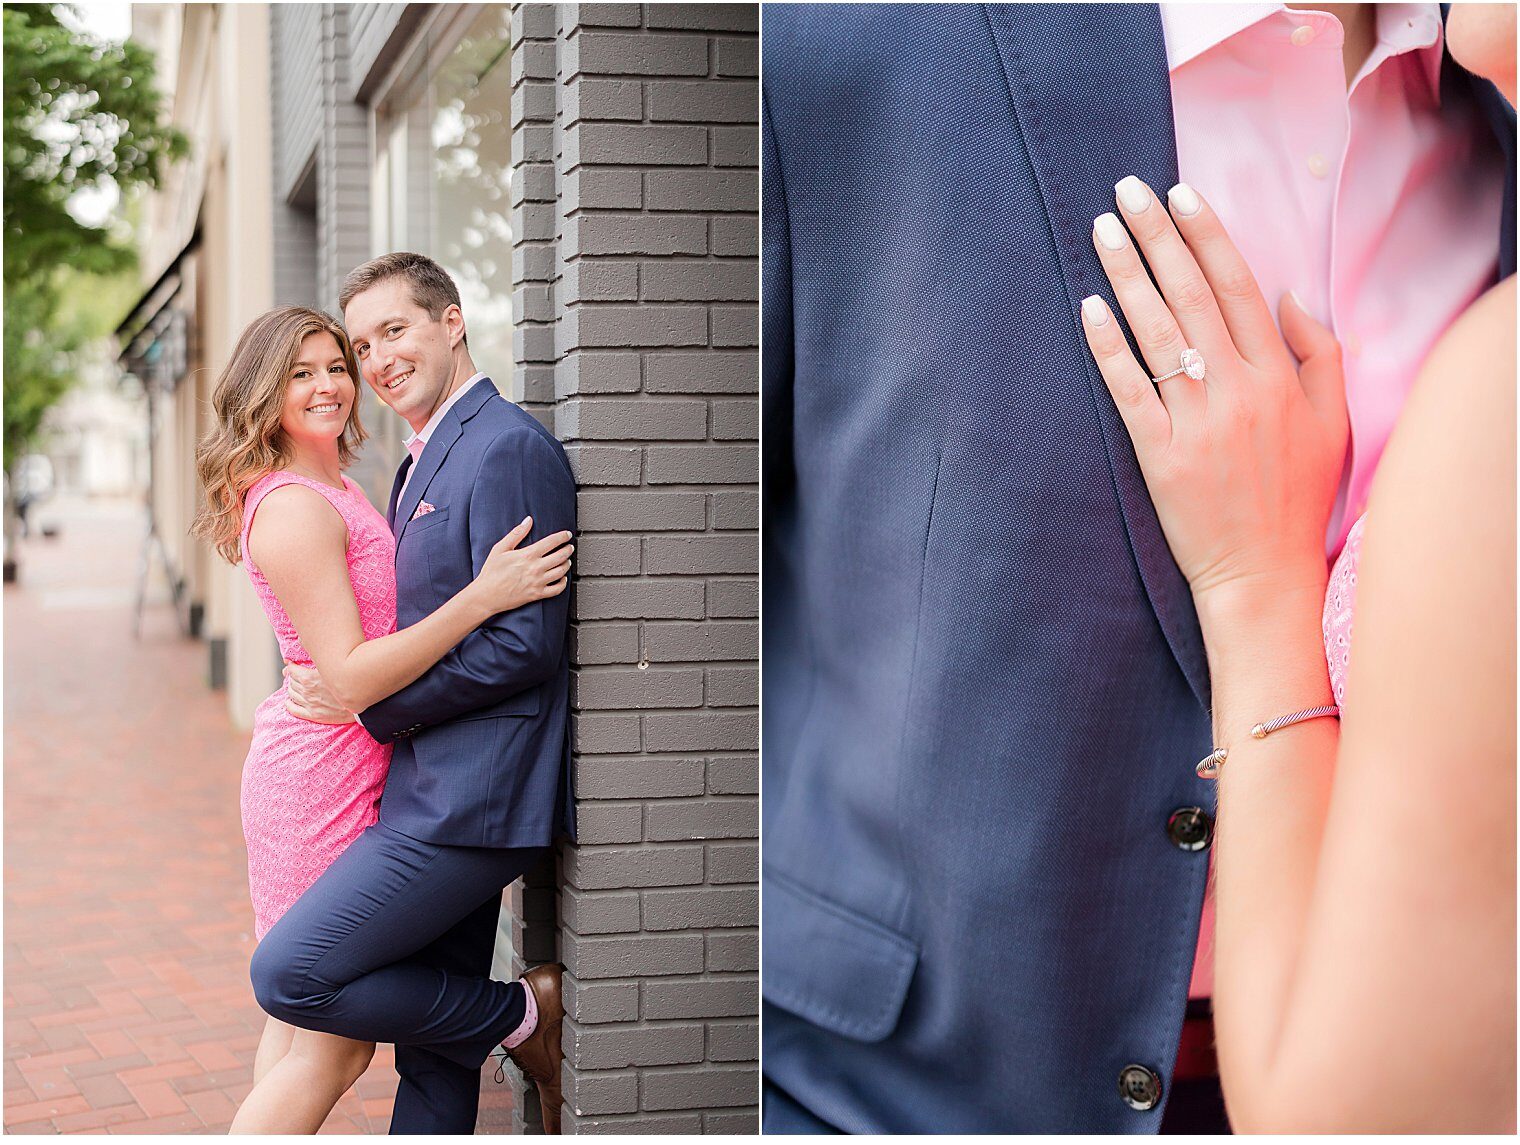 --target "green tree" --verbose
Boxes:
[3,2,186,471]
